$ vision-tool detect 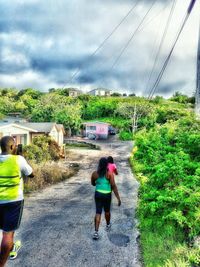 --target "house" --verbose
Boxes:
[82,122,110,139]
[68,88,82,97]
[88,88,112,97]
[0,122,65,146]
